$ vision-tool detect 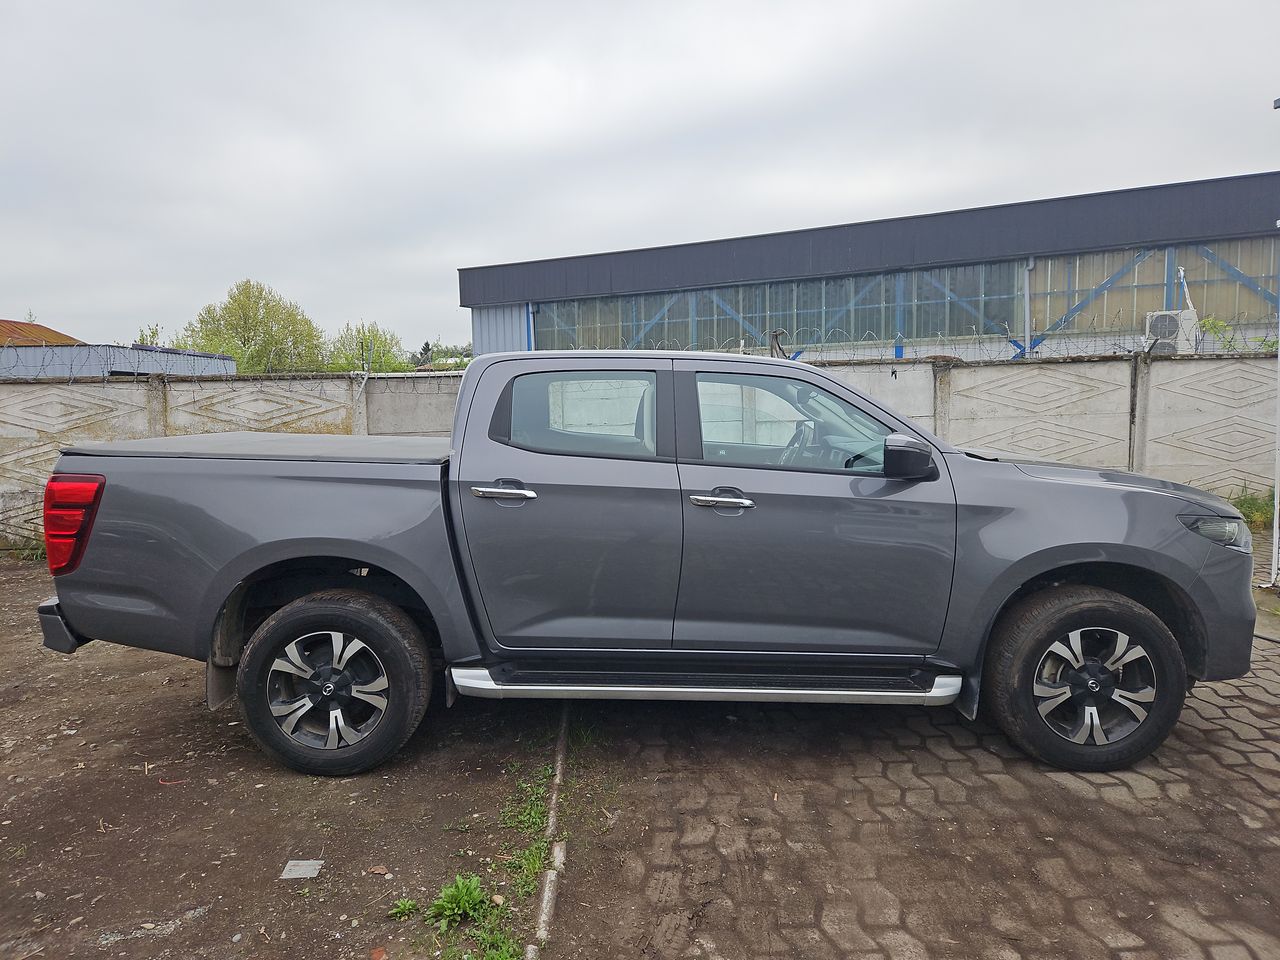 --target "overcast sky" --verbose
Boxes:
[3,1,1278,349]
